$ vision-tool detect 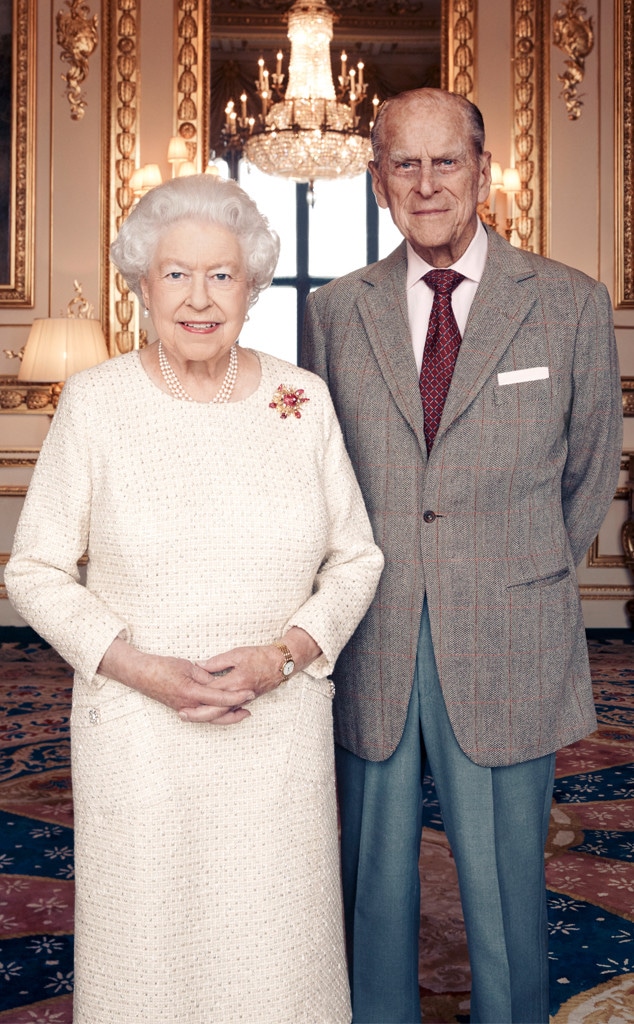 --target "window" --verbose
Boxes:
[223,161,402,364]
